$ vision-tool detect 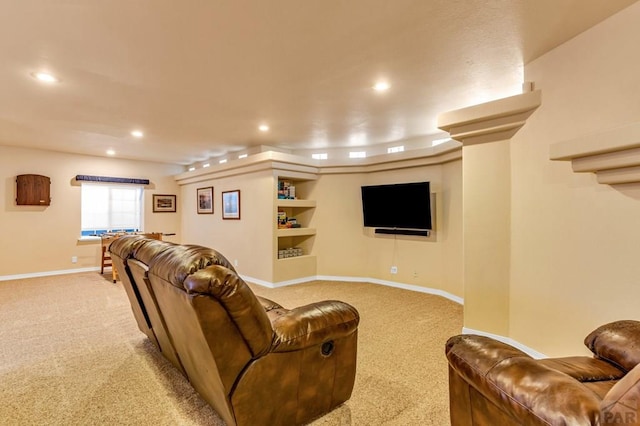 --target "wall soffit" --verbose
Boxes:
[550,122,640,185]
[174,145,462,185]
[437,90,542,146]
